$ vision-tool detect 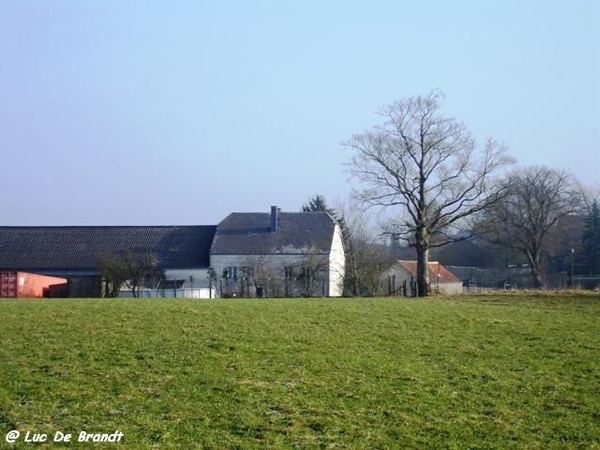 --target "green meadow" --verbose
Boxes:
[0,294,599,449]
